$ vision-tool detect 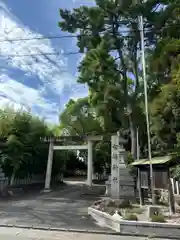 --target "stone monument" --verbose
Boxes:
[0,166,6,192]
[111,134,134,200]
